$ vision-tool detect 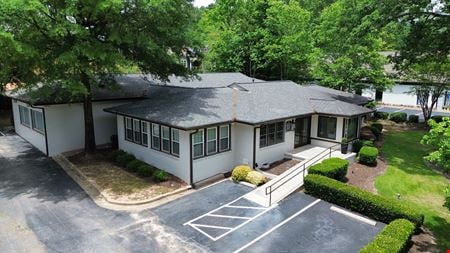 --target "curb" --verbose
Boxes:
[53,154,192,207]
